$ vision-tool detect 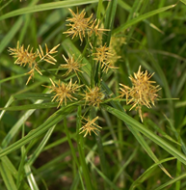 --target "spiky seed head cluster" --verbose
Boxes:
[84,86,104,107]
[92,44,117,73]
[9,42,37,67]
[45,79,81,108]
[60,54,83,78]
[9,42,60,85]
[120,66,161,122]
[37,44,60,65]
[64,8,108,43]
[79,116,102,137]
